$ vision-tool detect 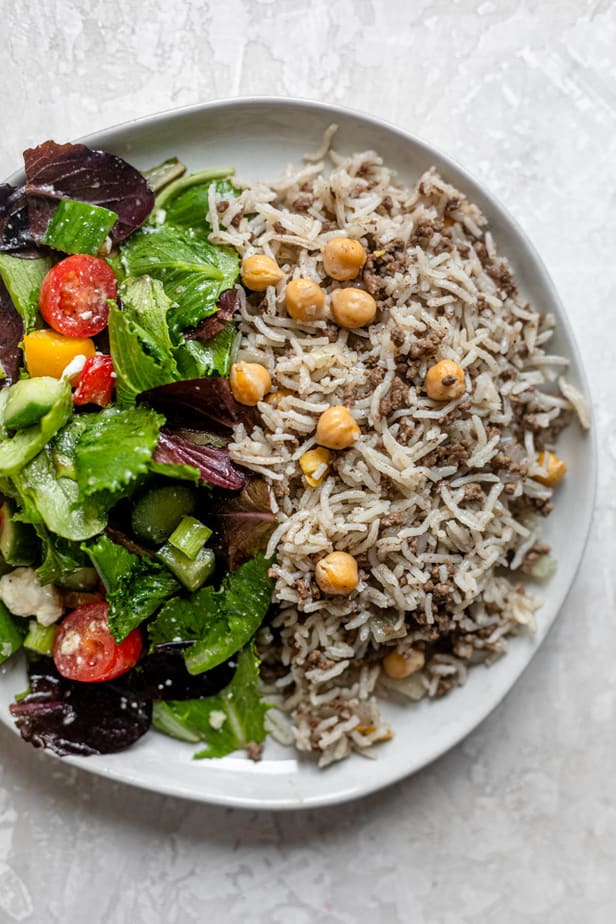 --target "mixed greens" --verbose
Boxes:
[0,140,276,760]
